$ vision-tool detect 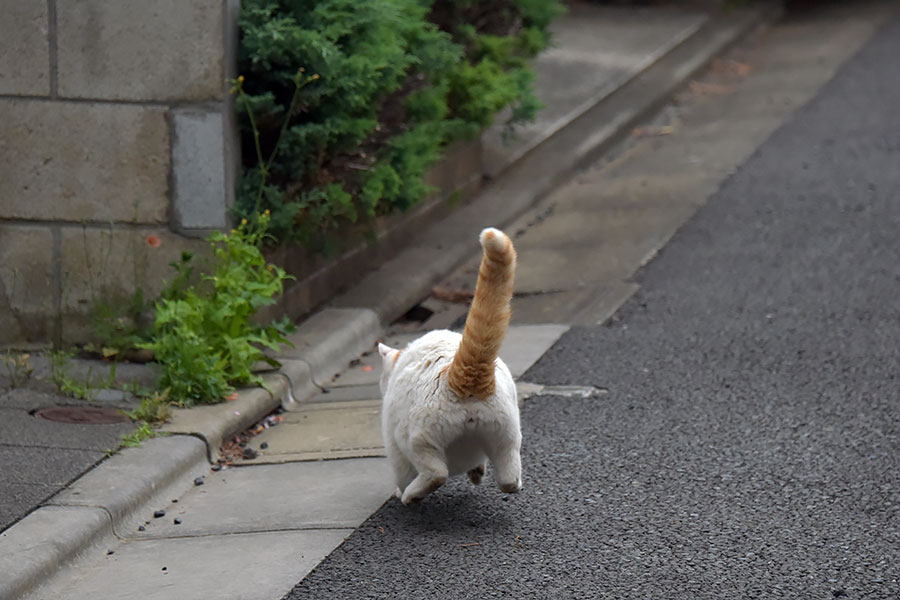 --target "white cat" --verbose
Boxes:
[378,227,522,505]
